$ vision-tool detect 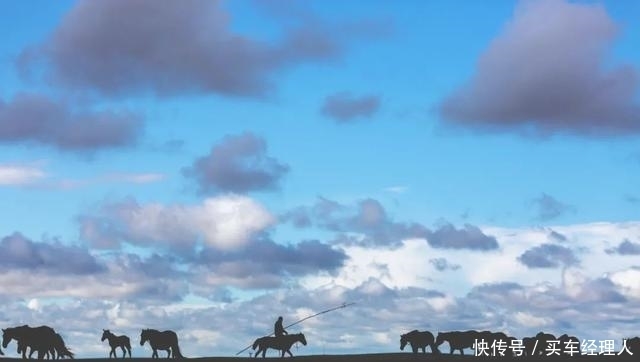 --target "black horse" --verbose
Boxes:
[17,331,73,360]
[140,329,184,359]
[252,333,307,358]
[102,330,131,358]
[400,330,437,354]
[435,330,478,355]
[2,325,64,359]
